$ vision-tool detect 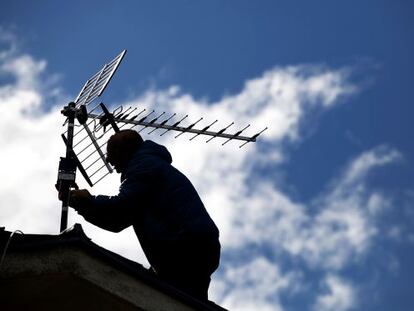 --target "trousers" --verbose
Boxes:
[151,237,221,300]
